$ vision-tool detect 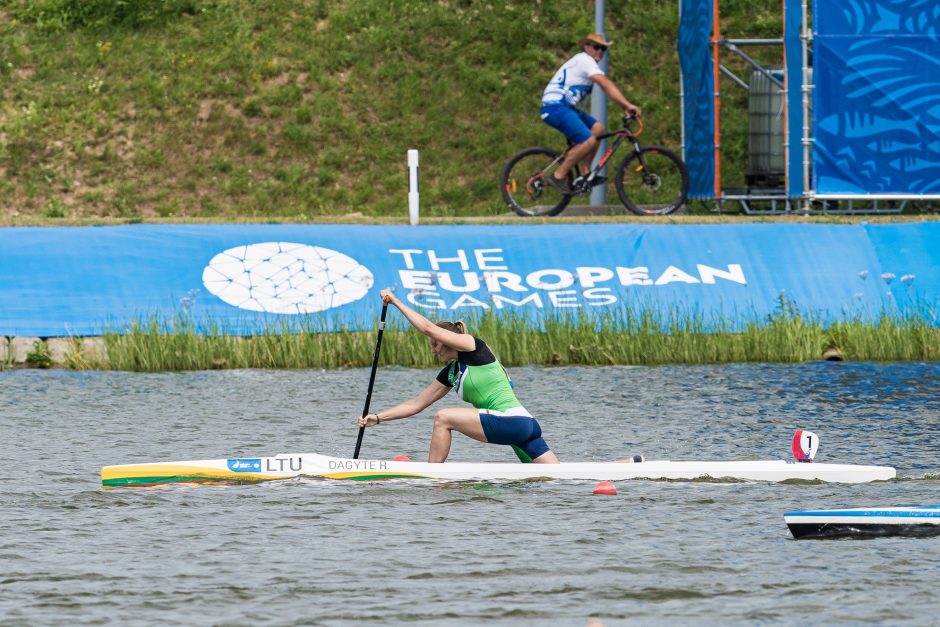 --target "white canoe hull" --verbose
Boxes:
[101,452,896,487]
[785,505,940,539]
